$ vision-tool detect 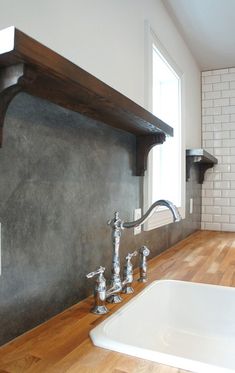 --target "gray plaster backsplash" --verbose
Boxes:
[0,93,201,345]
